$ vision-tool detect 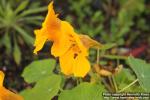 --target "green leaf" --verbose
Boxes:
[2,32,11,54]
[15,0,29,13]
[18,7,47,17]
[118,0,145,26]
[13,25,34,45]
[25,20,42,26]
[21,75,62,100]
[59,83,105,100]
[128,57,150,92]
[21,16,44,21]
[13,40,21,64]
[99,43,116,50]
[115,68,135,91]
[22,59,56,83]
[20,89,31,98]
